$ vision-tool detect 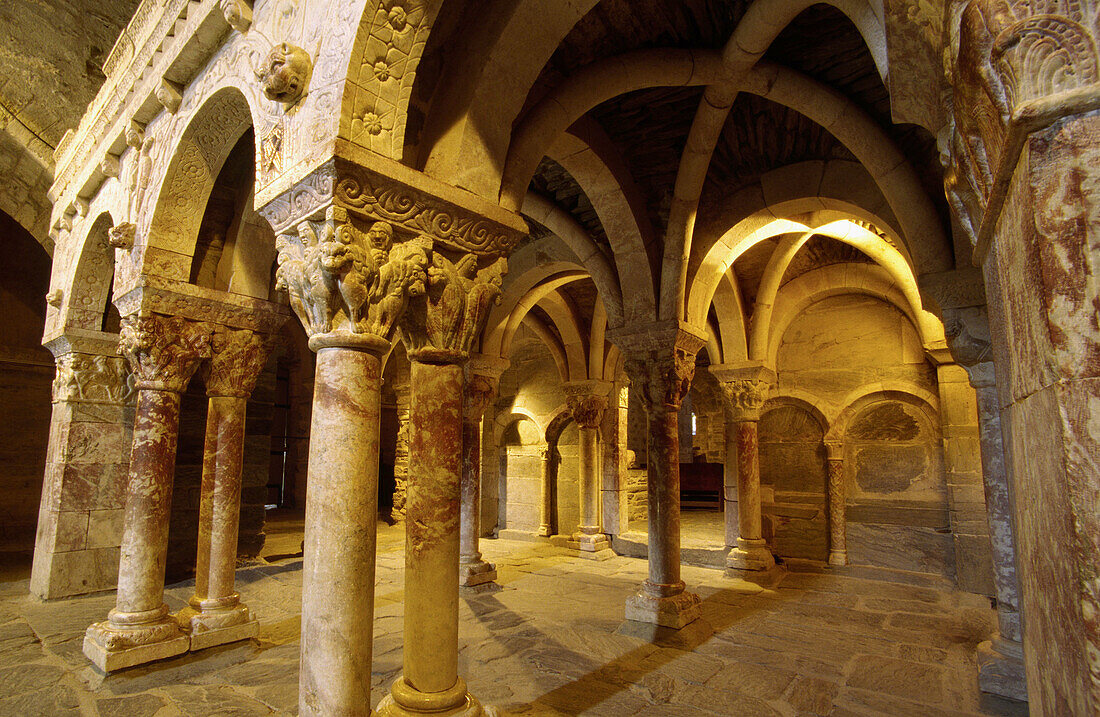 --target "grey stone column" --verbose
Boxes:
[824,442,847,566]
[564,380,613,558]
